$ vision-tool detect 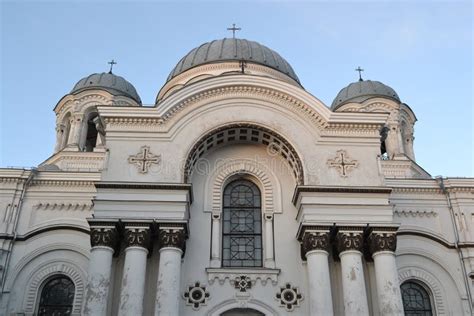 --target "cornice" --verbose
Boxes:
[292,185,392,205]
